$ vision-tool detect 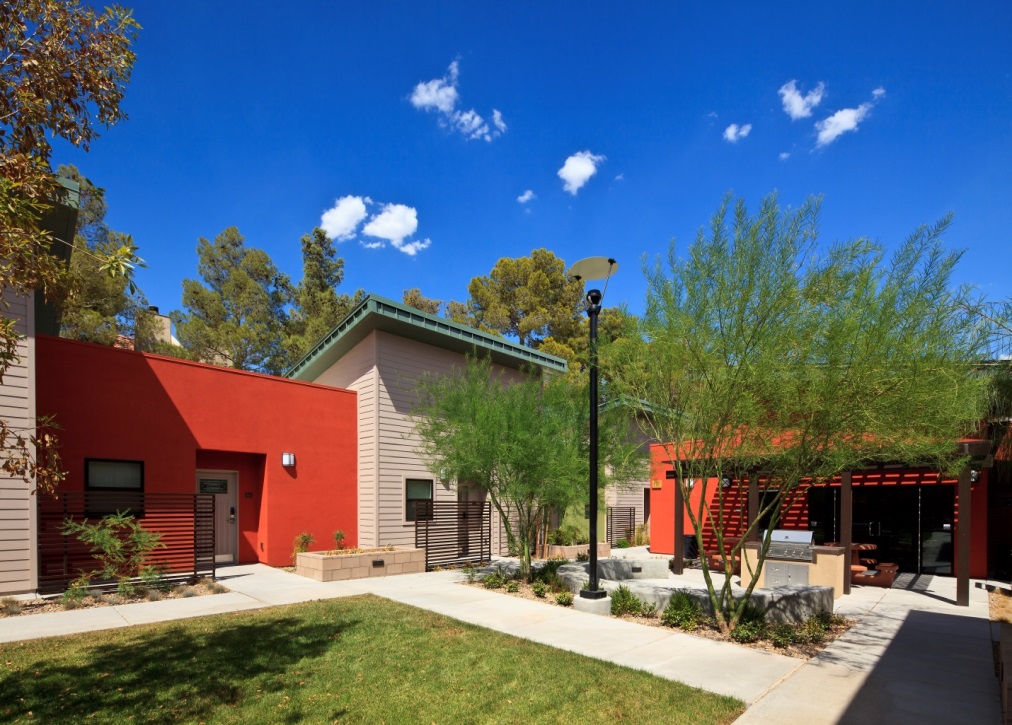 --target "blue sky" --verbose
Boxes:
[55,2,1012,319]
